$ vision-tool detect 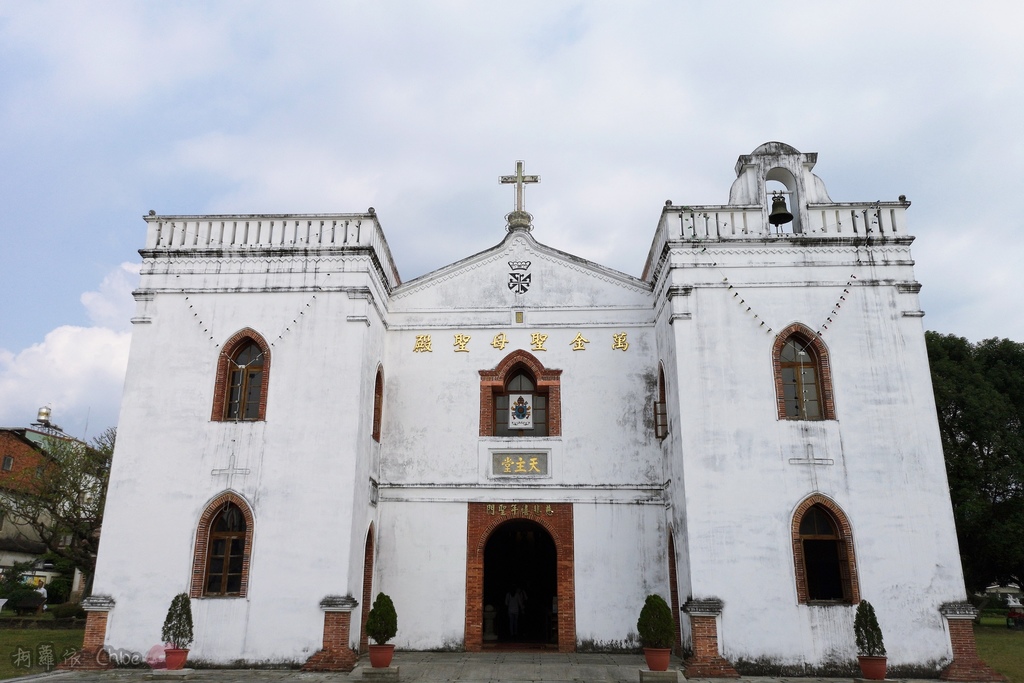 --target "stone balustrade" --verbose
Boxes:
[643,201,911,280]
[142,212,401,286]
